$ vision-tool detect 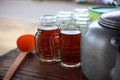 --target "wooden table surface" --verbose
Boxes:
[0,49,87,80]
